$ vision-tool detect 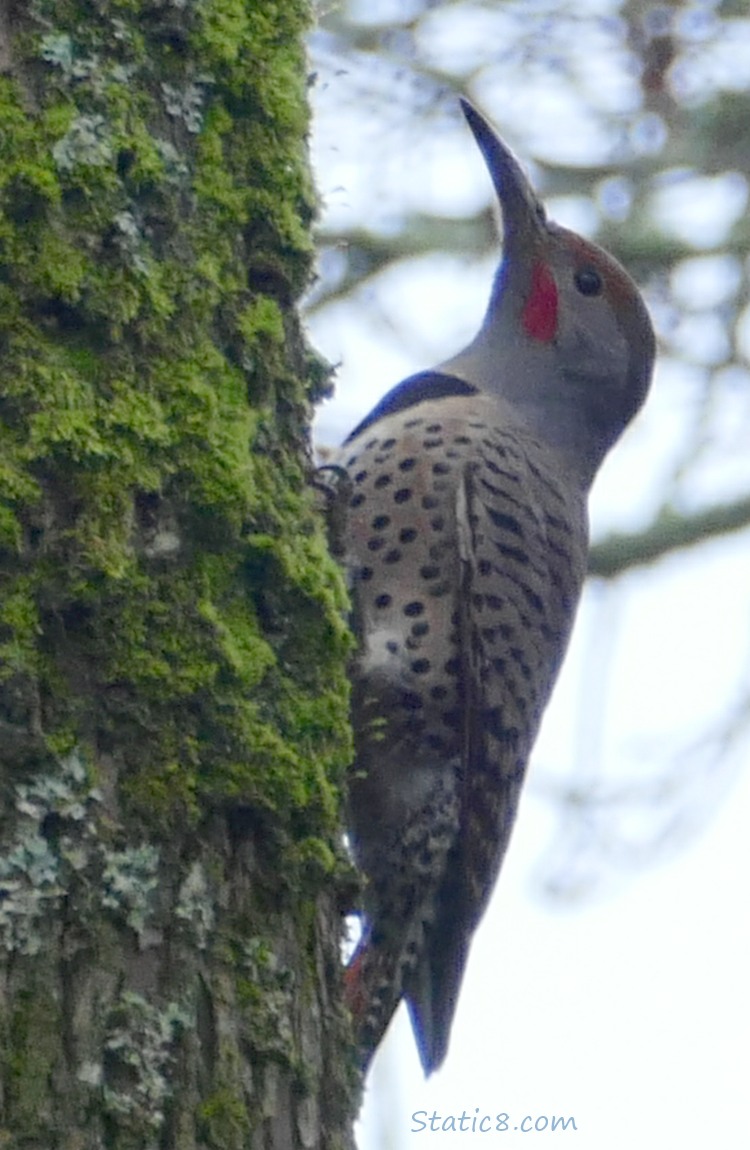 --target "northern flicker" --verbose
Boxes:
[334,99,655,1076]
